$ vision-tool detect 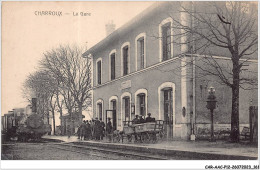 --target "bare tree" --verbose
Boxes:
[23,70,57,127]
[163,1,257,142]
[49,93,57,134]
[40,45,92,130]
